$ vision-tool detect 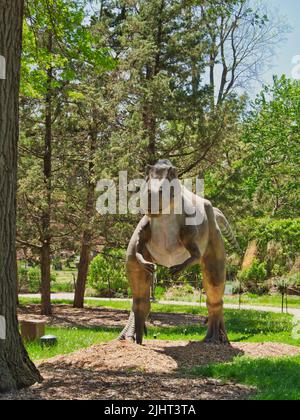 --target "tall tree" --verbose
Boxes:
[0,0,42,392]
[242,76,300,217]
[19,0,112,314]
